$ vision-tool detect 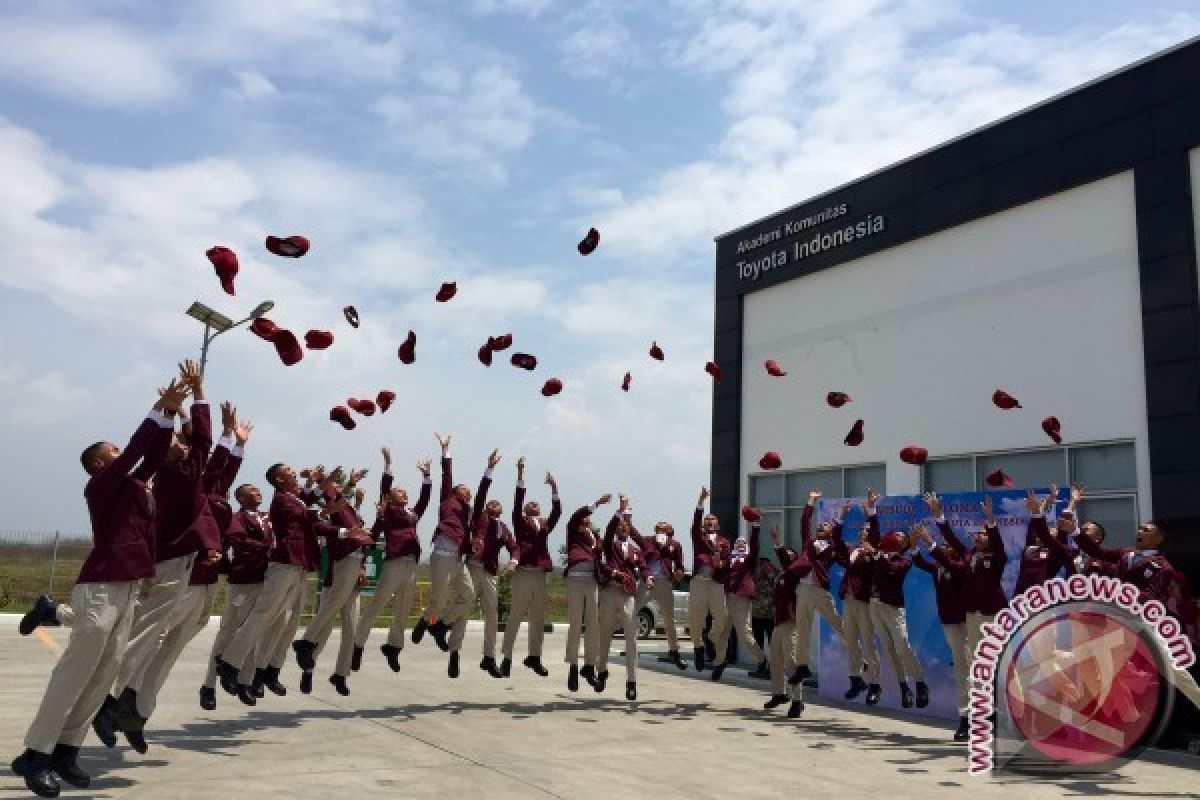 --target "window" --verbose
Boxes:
[845,464,886,498]
[924,457,973,493]
[1078,497,1139,549]
[749,474,784,506]
[976,450,1066,490]
[1071,444,1137,492]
